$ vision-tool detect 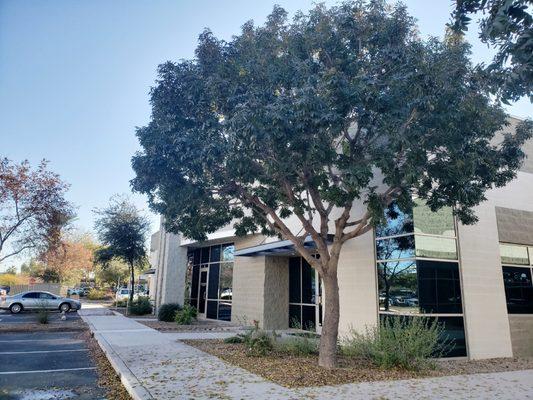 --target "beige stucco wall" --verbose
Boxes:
[458,169,533,359]
[337,229,379,336]
[509,315,533,358]
[263,256,289,330]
